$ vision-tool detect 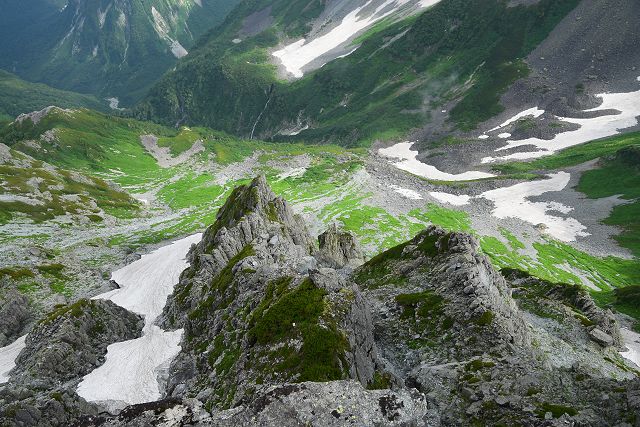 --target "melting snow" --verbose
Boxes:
[379,142,494,181]
[278,167,307,180]
[170,40,188,59]
[273,0,441,78]
[390,184,423,200]
[479,172,589,242]
[488,107,545,132]
[77,234,202,410]
[621,327,640,368]
[105,97,123,110]
[483,87,640,163]
[0,335,26,384]
[429,192,470,206]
